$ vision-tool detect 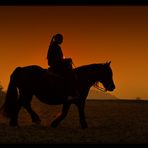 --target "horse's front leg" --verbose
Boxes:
[51,103,71,128]
[75,101,88,129]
